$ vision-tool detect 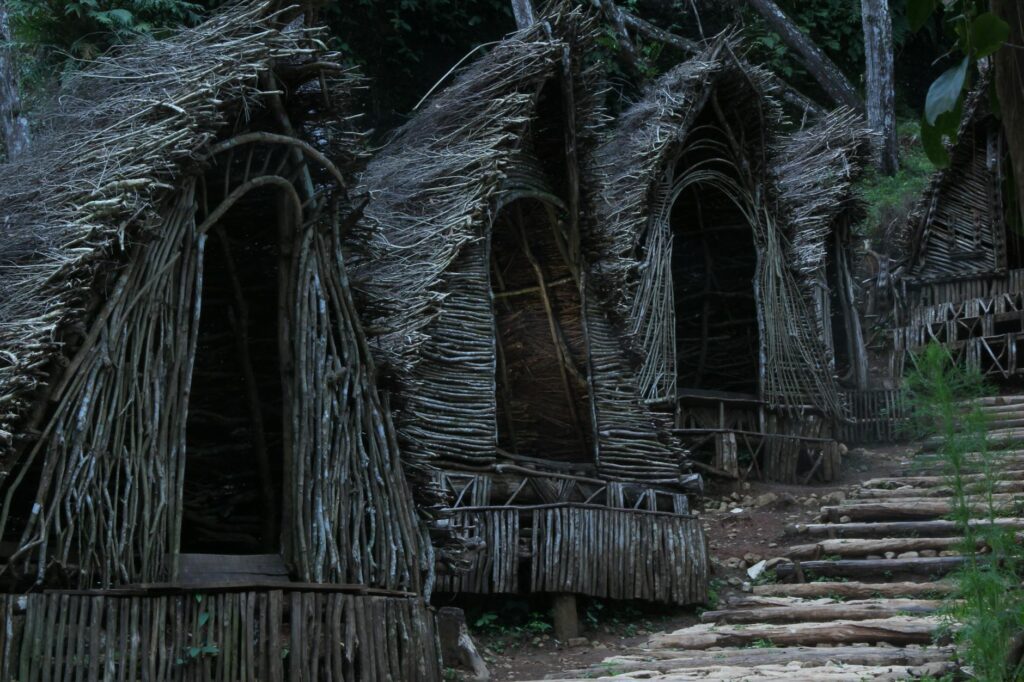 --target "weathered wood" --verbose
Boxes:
[789,518,1024,537]
[775,556,966,580]
[787,536,973,559]
[566,645,957,674]
[0,3,29,159]
[437,607,489,681]
[700,599,944,624]
[860,0,898,174]
[648,616,946,650]
[552,594,579,641]
[863,471,1024,488]
[821,498,1019,521]
[510,0,535,29]
[753,580,957,599]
